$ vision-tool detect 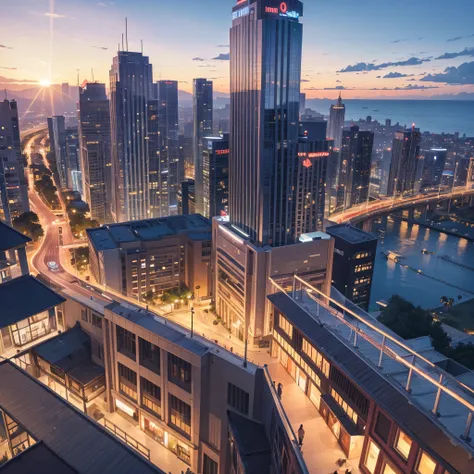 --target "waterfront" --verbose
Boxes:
[369,218,474,311]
